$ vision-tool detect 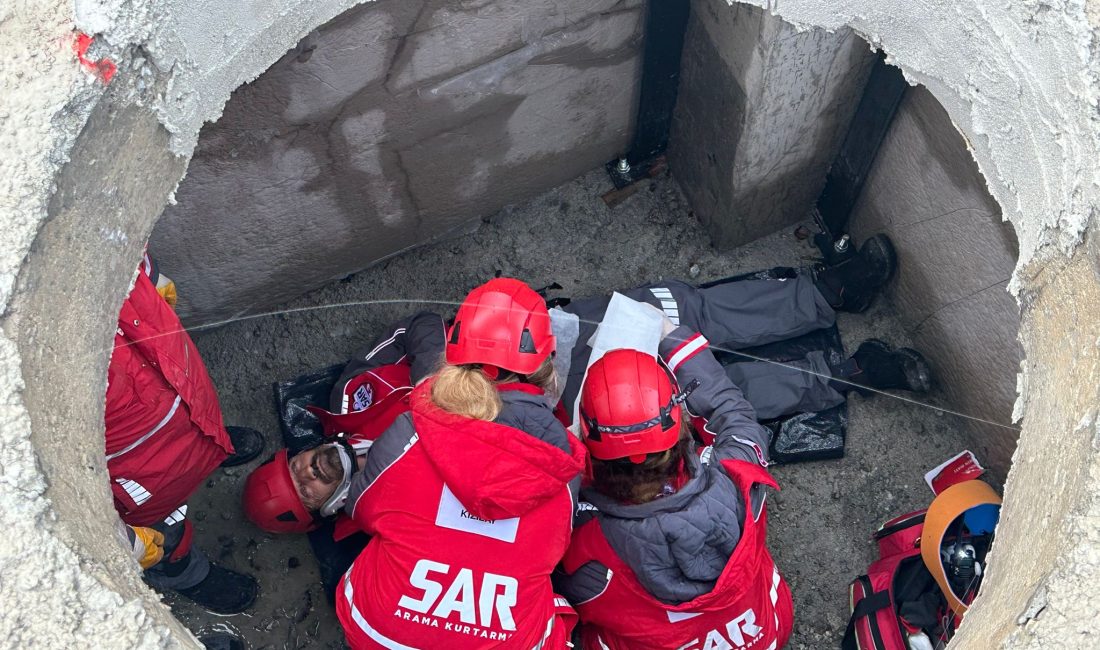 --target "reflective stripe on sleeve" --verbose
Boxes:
[115,478,152,506]
[106,394,182,461]
[666,334,708,372]
[164,505,187,525]
[649,288,681,325]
